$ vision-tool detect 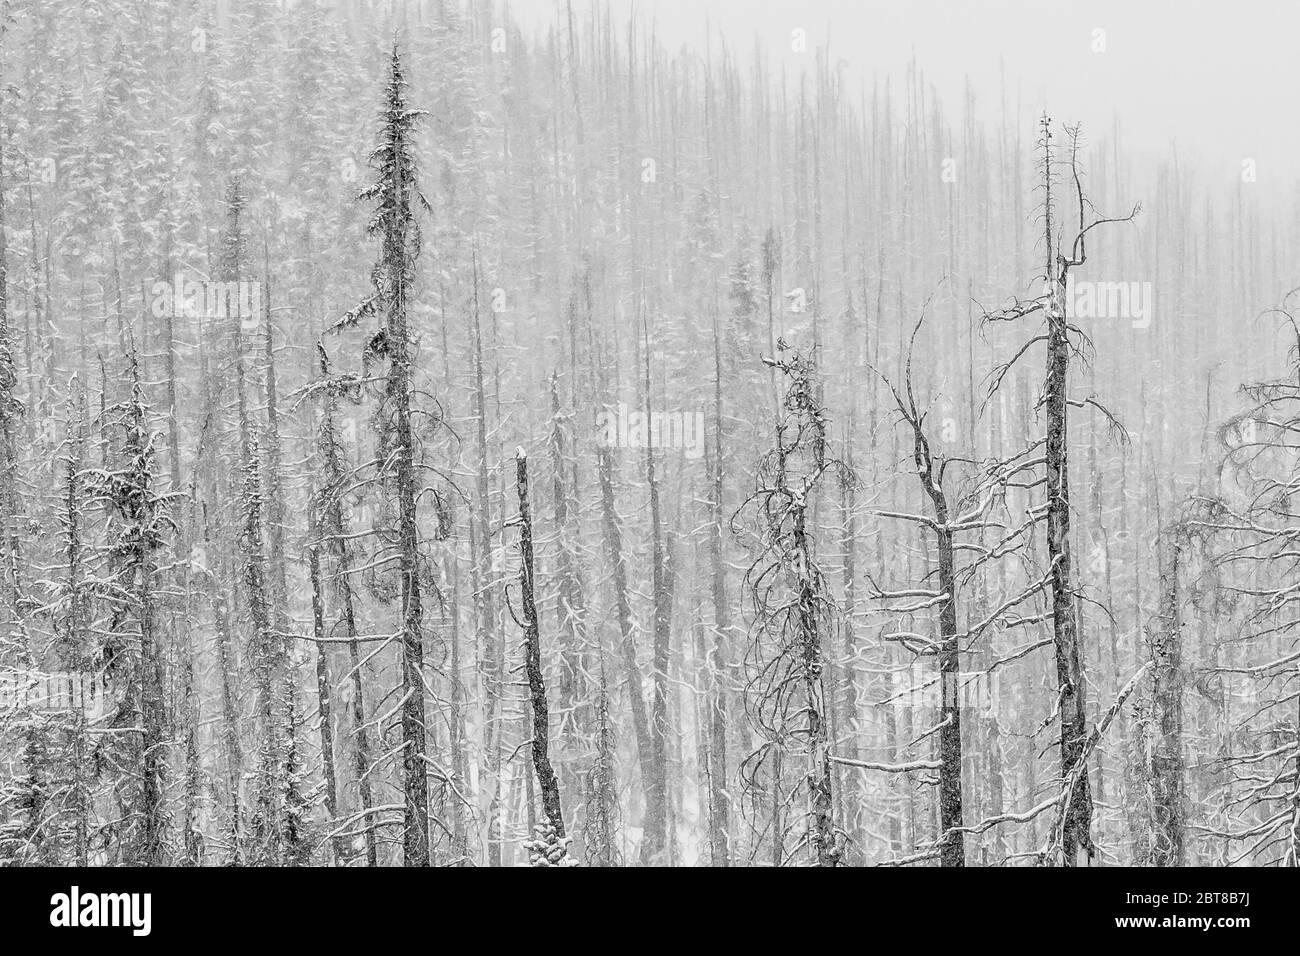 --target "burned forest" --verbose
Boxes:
[0,0,1297,870]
